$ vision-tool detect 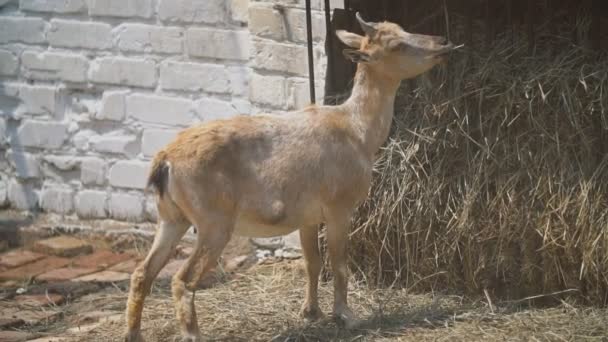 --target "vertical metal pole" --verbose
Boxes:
[305,0,316,104]
[324,0,333,103]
